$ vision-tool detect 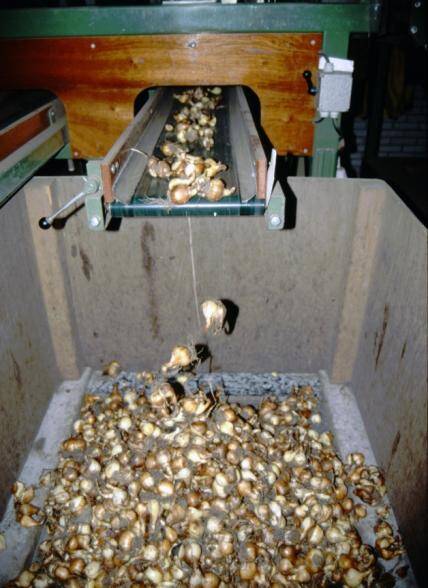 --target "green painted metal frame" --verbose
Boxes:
[311,30,350,177]
[0,131,64,208]
[0,4,377,39]
[0,99,68,207]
